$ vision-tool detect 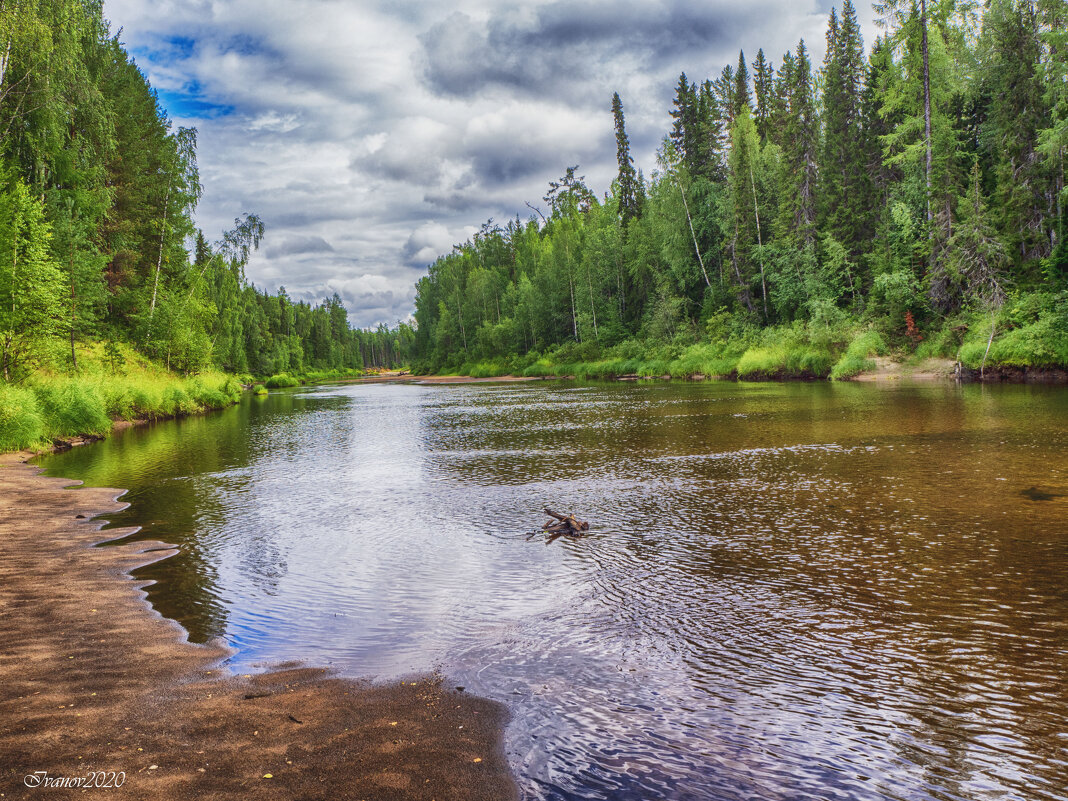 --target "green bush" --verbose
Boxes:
[265,373,300,388]
[959,292,1068,368]
[0,384,46,451]
[461,359,511,378]
[160,385,195,416]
